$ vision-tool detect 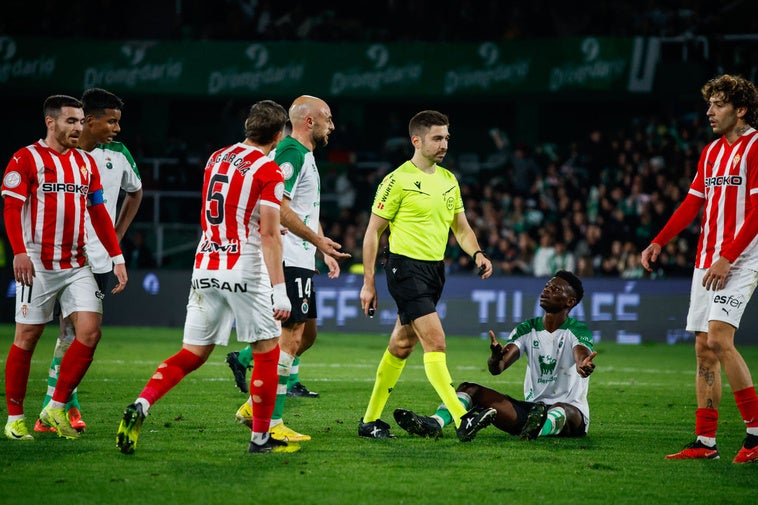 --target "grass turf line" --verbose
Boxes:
[0,324,756,505]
